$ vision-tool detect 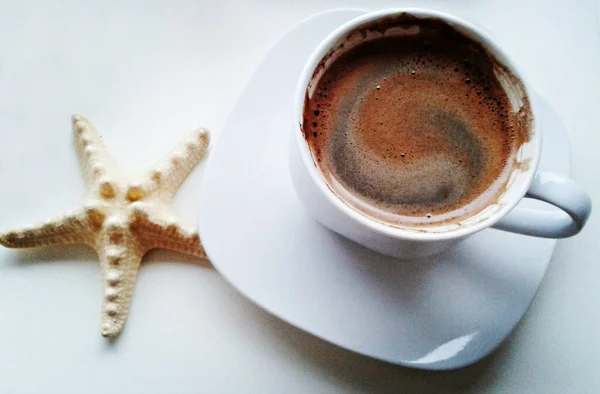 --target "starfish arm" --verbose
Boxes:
[71,115,121,198]
[0,208,92,248]
[144,128,210,199]
[97,237,144,338]
[129,203,206,259]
